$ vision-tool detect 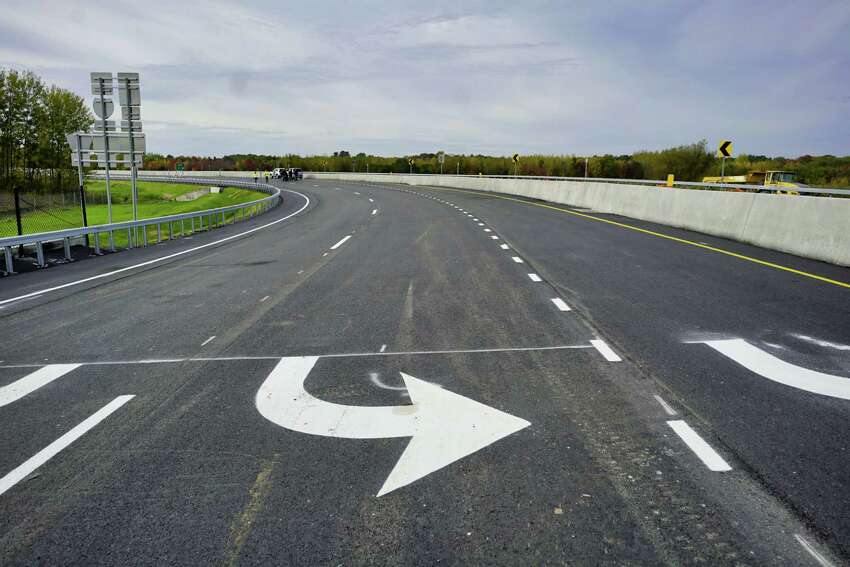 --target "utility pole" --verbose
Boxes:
[584,157,589,178]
